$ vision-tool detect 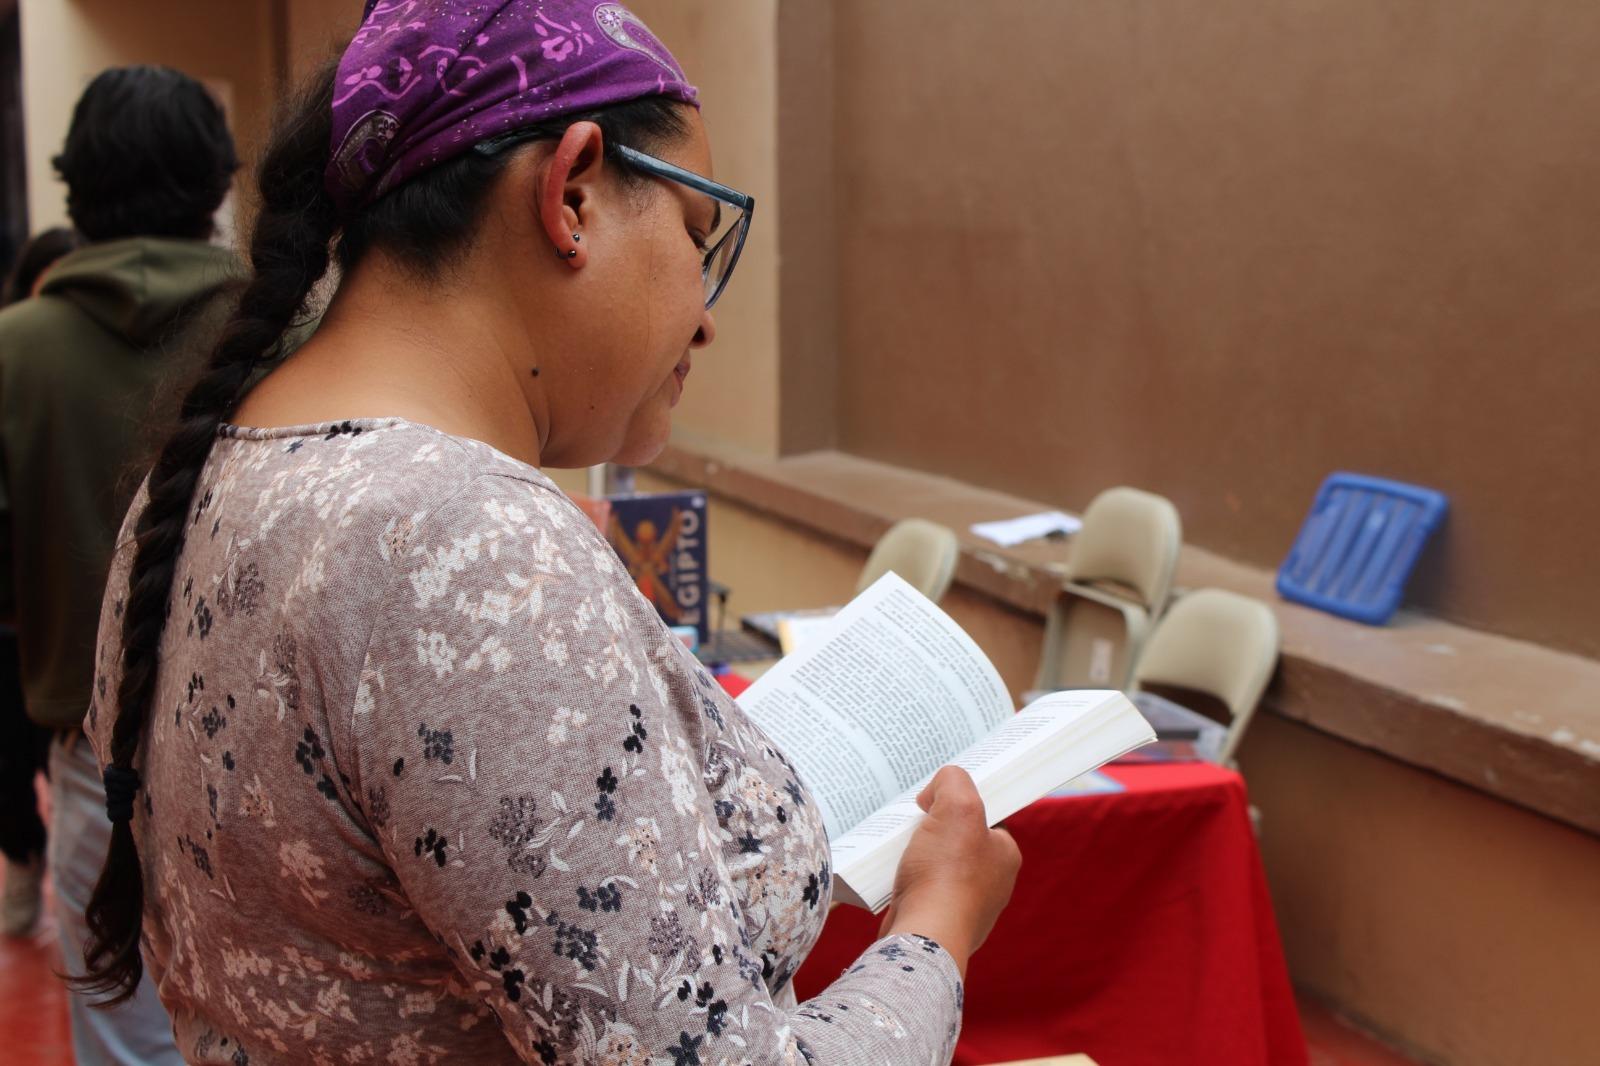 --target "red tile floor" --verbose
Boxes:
[2,827,1420,1066]
[2,914,74,1062]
